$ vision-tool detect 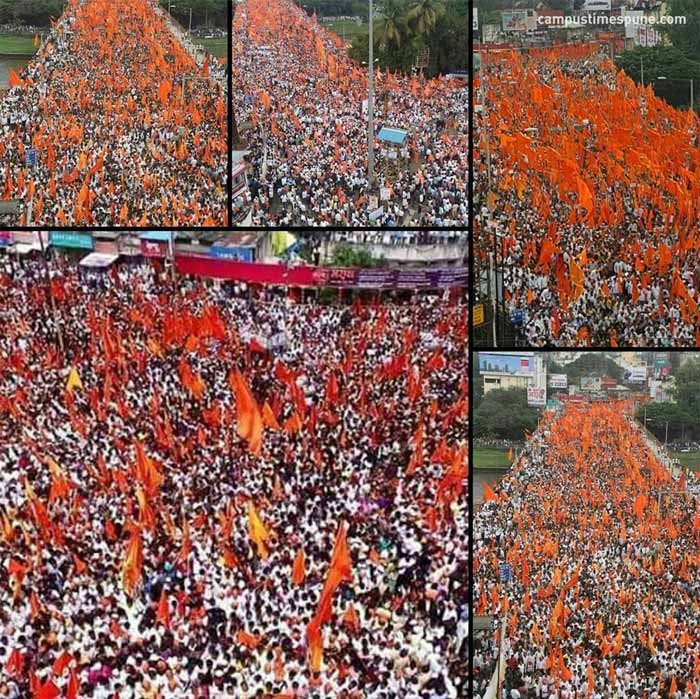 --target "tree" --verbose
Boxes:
[615,45,700,110]
[376,0,410,50]
[661,0,700,63]
[635,401,694,443]
[473,387,539,441]
[406,0,445,37]
[547,354,623,386]
[329,244,387,268]
[672,359,700,430]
